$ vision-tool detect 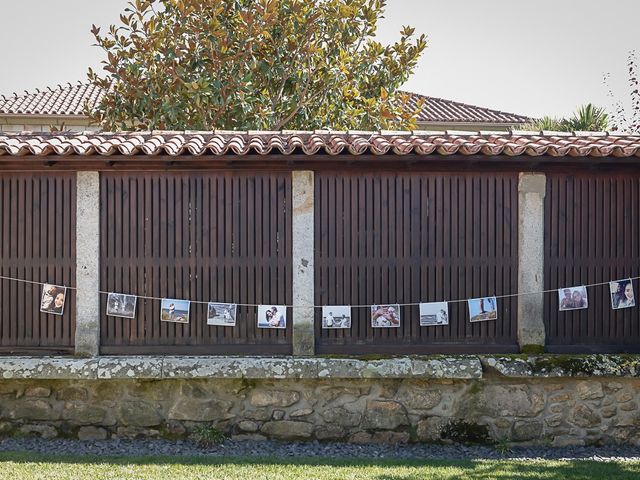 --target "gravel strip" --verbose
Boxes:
[0,438,639,462]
